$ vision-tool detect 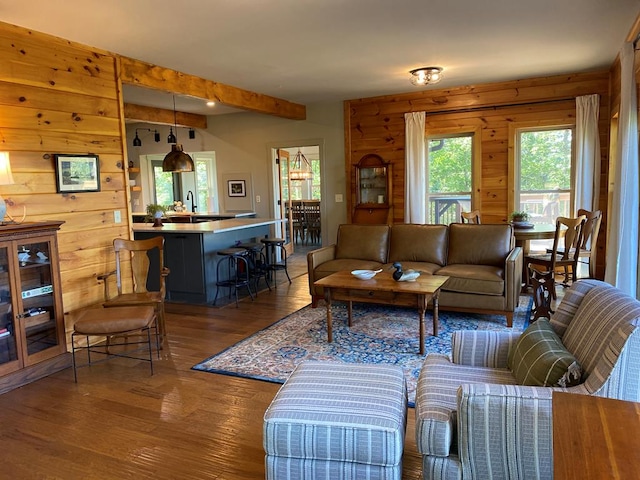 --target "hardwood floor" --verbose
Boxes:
[0,253,423,479]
